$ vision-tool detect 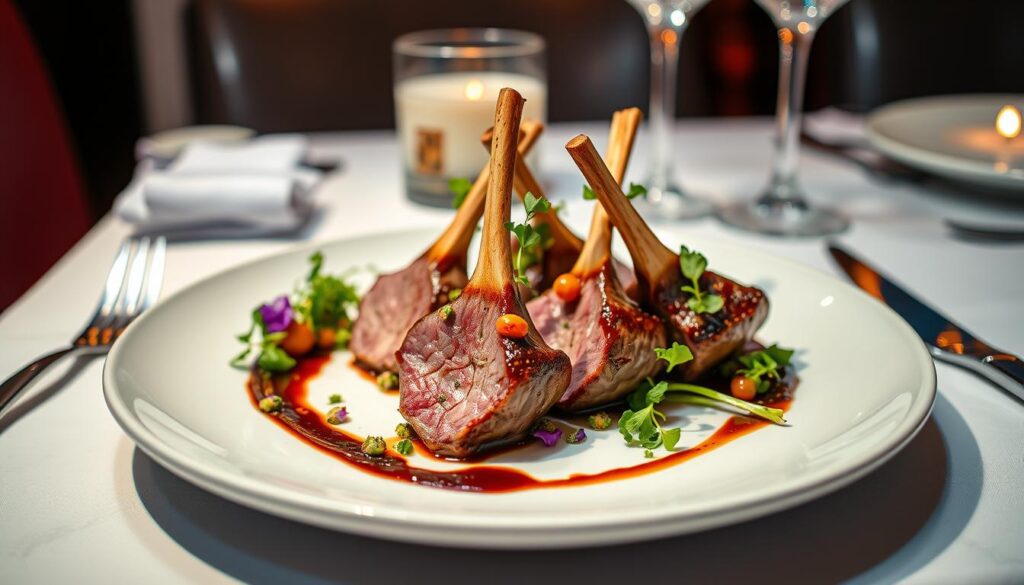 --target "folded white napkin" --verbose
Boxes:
[115,134,321,235]
[804,107,869,145]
